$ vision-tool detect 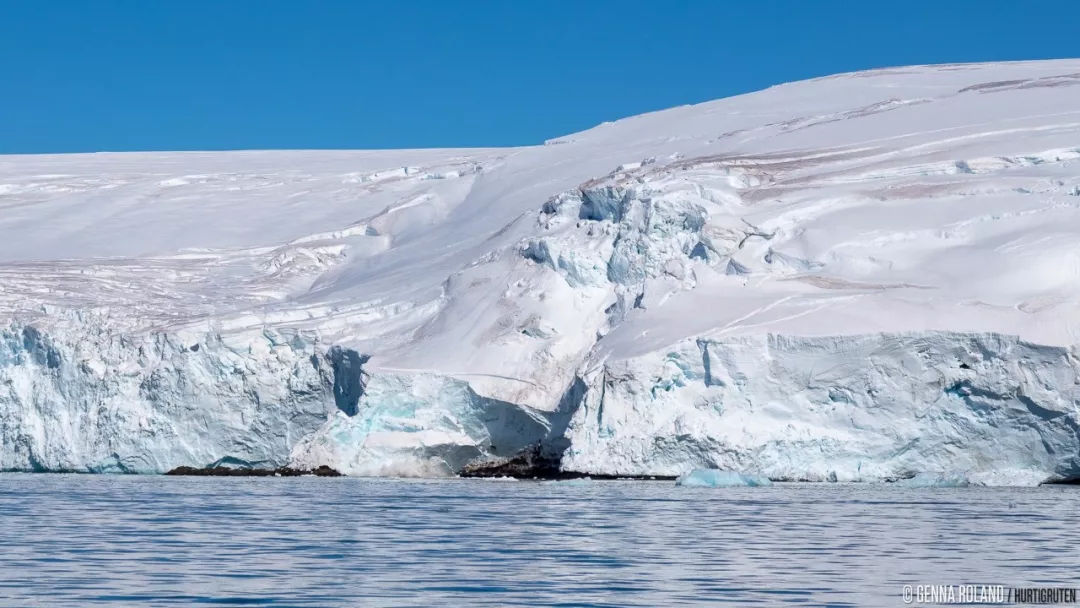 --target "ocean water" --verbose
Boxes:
[0,475,1076,607]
